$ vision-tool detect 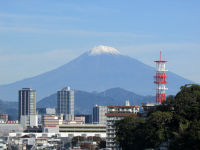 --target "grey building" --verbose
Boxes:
[37,108,56,115]
[93,105,107,124]
[18,88,37,127]
[57,86,74,121]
